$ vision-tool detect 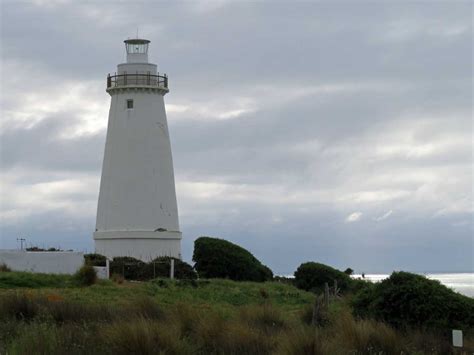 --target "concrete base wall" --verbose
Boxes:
[95,237,181,261]
[0,250,84,274]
